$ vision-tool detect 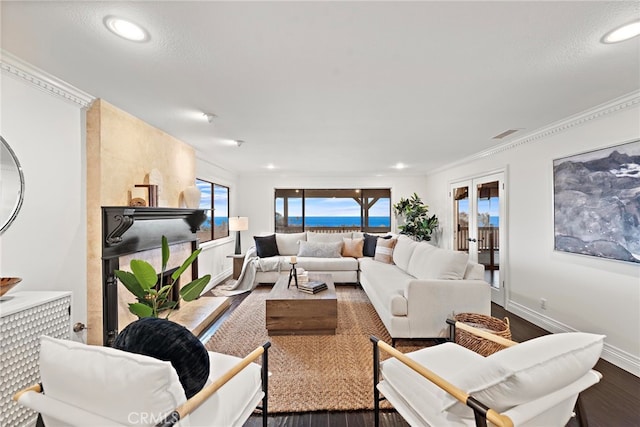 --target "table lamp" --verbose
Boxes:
[229,216,249,255]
